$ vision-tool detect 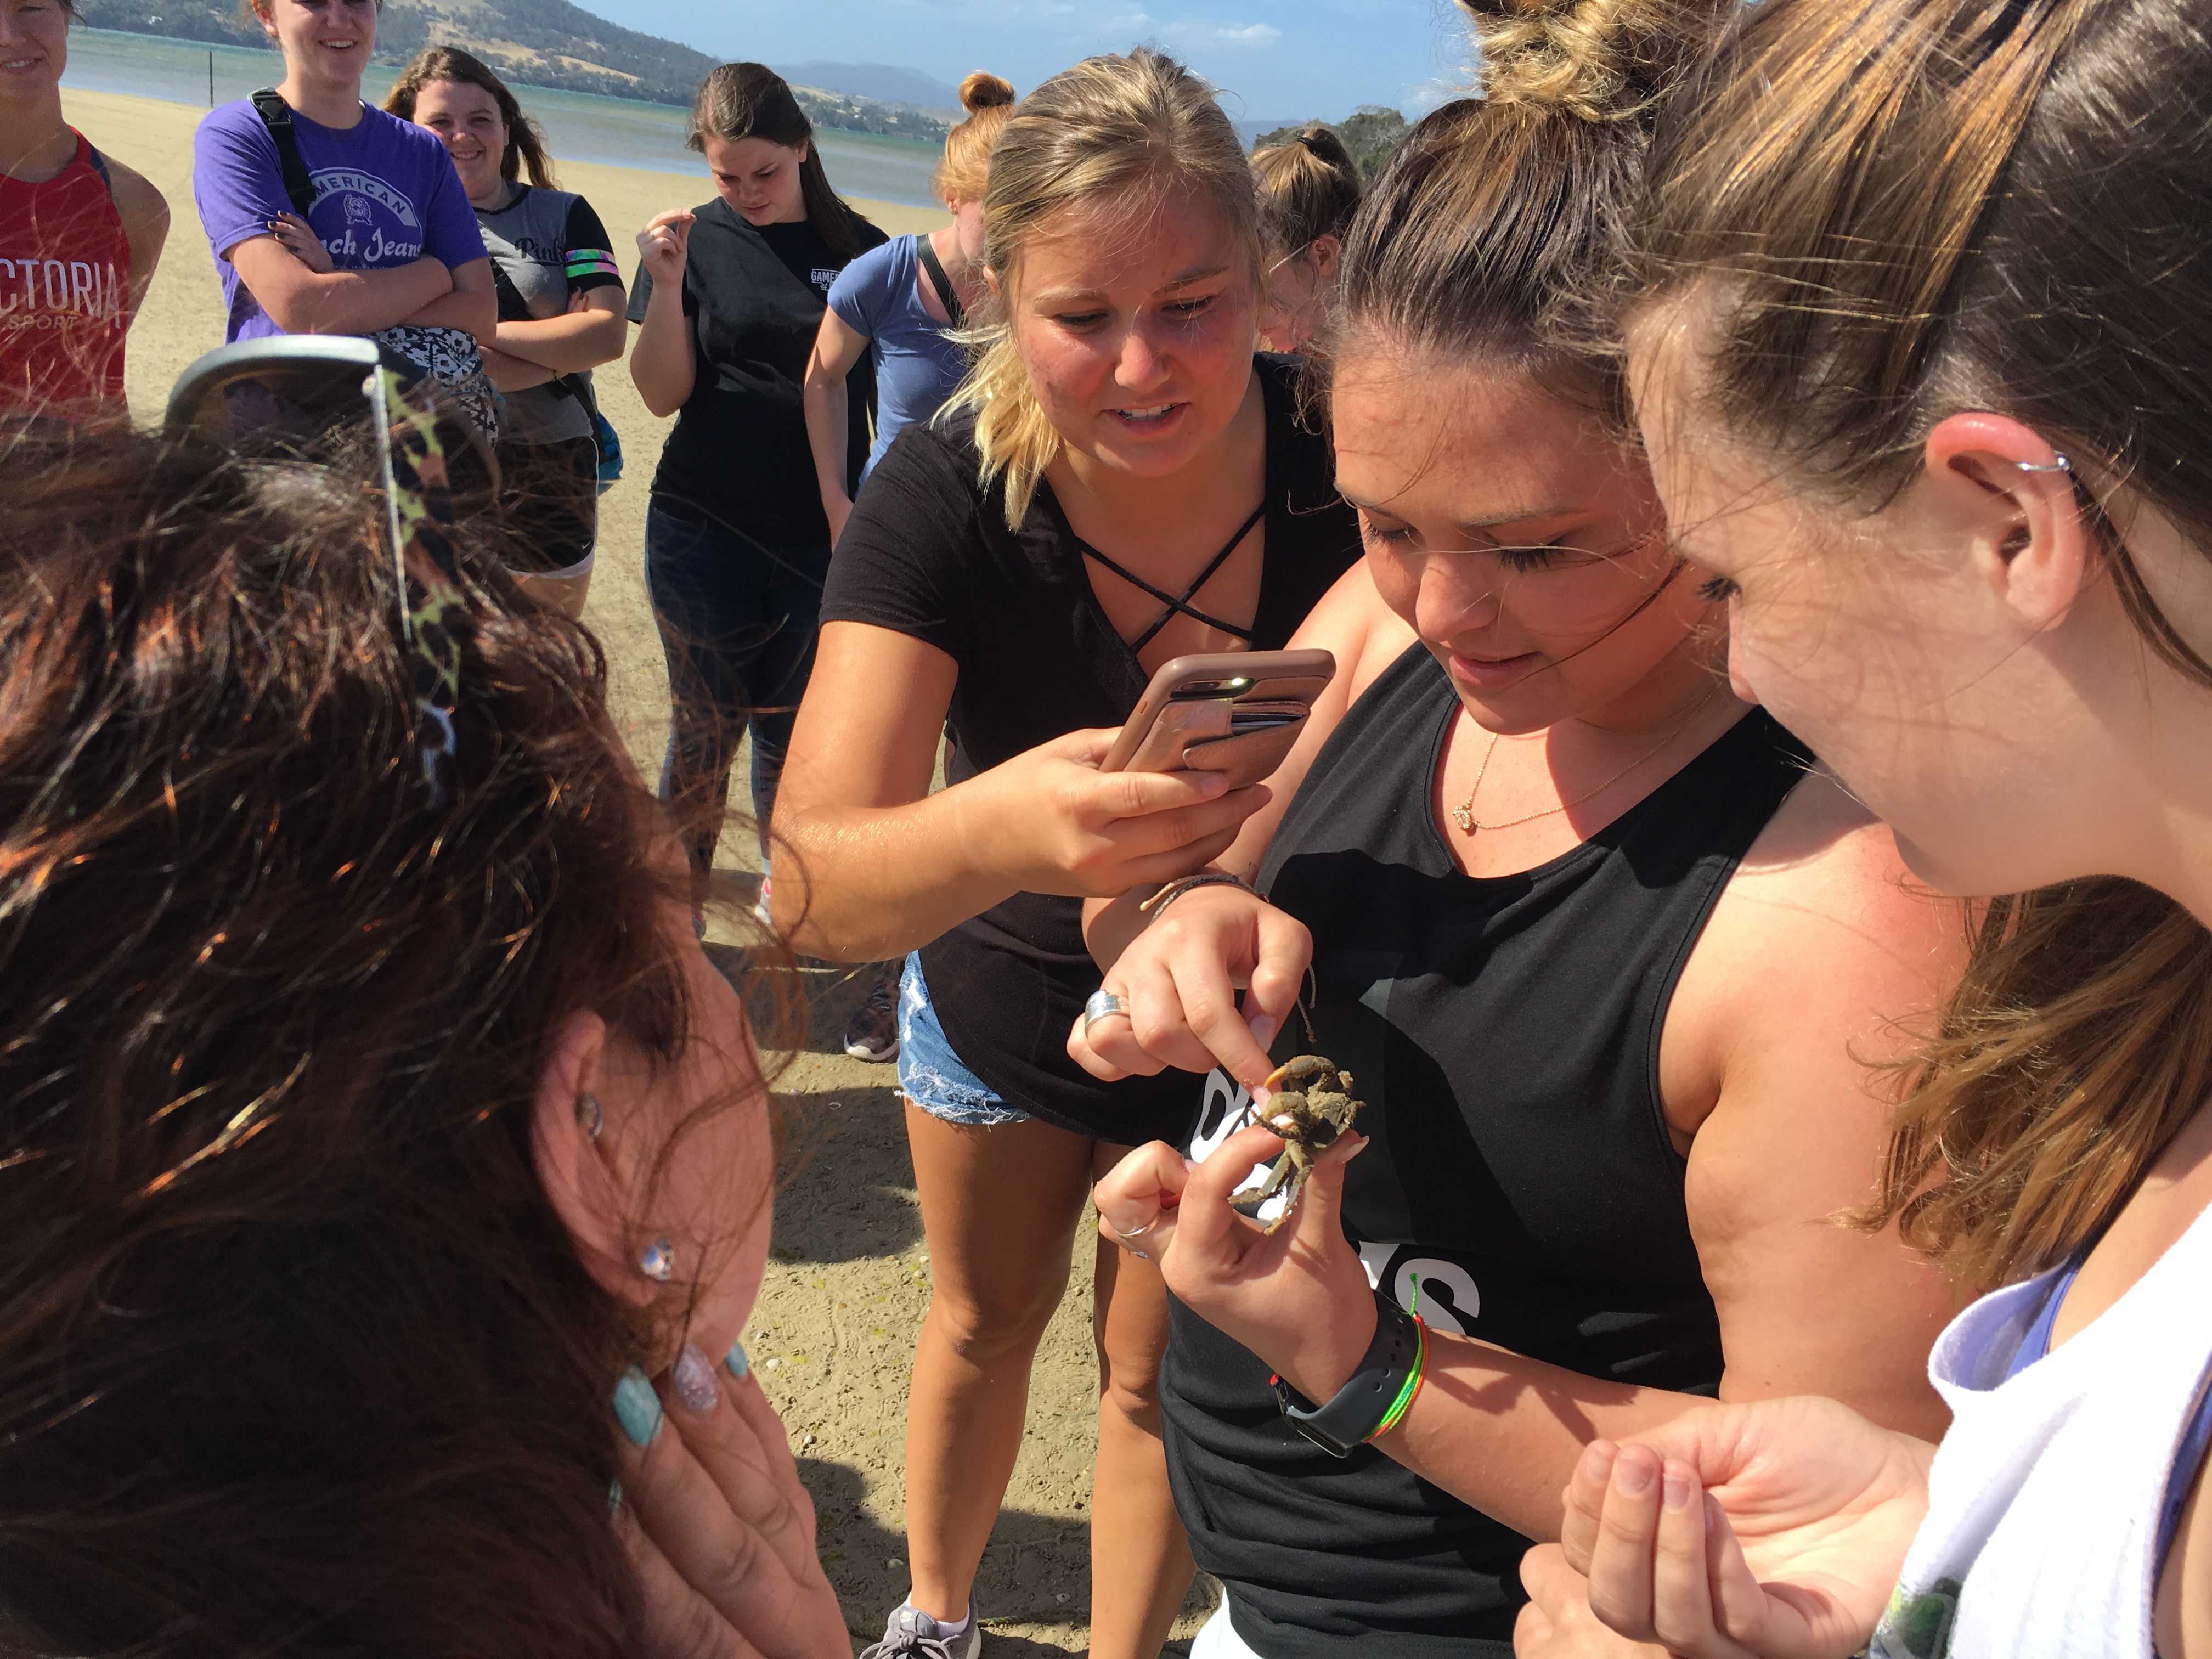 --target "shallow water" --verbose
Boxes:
[58,27,944,208]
